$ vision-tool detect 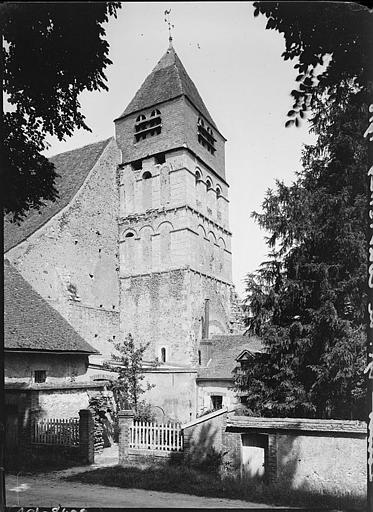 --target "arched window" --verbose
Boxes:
[195,170,201,185]
[197,118,216,154]
[198,350,201,365]
[124,231,136,273]
[135,111,161,141]
[161,347,166,363]
[206,179,212,191]
[216,186,221,198]
[142,172,152,210]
